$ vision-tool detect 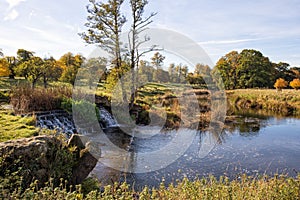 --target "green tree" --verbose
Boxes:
[42,57,62,88]
[237,49,273,88]
[273,62,294,81]
[212,51,240,89]
[81,57,107,89]
[5,56,18,79]
[138,60,154,82]
[0,48,3,57]
[212,49,273,89]
[168,63,178,83]
[17,49,34,63]
[290,67,300,79]
[17,56,44,88]
[151,52,165,82]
